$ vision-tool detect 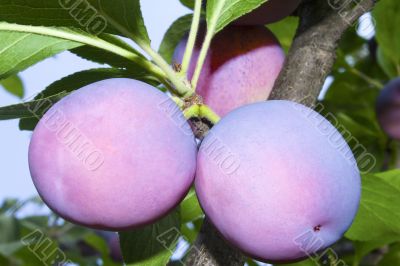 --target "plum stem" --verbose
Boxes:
[172,96,185,108]
[190,0,228,92]
[96,13,194,97]
[142,45,193,97]
[337,50,383,90]
[191,0,226,90]
[184,104,220,125]
[184,104,200,120]
[181,0,203,78]
[348,67,384,90]
[199,105,221,125]
[191,28,214,91]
